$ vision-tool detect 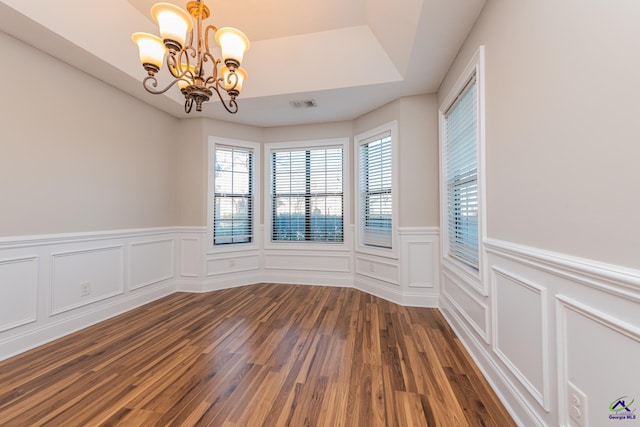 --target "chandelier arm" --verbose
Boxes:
[185,97,194,113]
[210,85,239,114]
[142,76,181,95]
[202,52,219,68]
[204,25,218,57]
[224,71,239,91]
[166,49,195,78]
[203,70,235,93]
